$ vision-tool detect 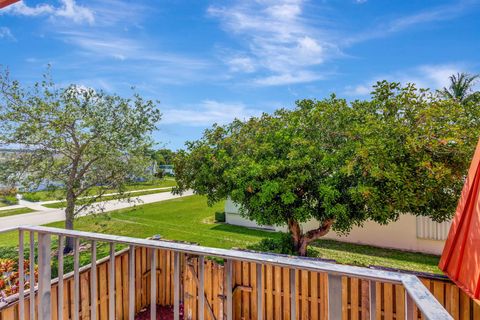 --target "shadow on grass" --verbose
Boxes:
[210,222,280,237]
[311,238,440,264]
